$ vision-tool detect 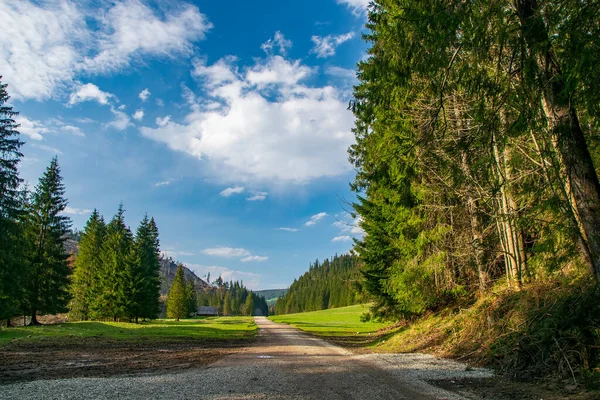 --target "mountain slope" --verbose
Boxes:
[159,256,210,295]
